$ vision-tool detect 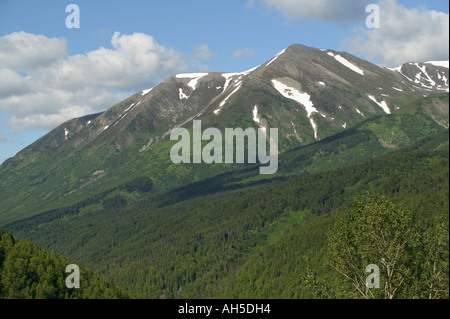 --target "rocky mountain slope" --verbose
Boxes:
[0,44,448,225]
